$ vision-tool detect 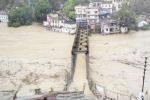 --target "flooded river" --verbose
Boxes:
[0,23,150,99]
[89,31,150,99]
[0,23,74,99]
